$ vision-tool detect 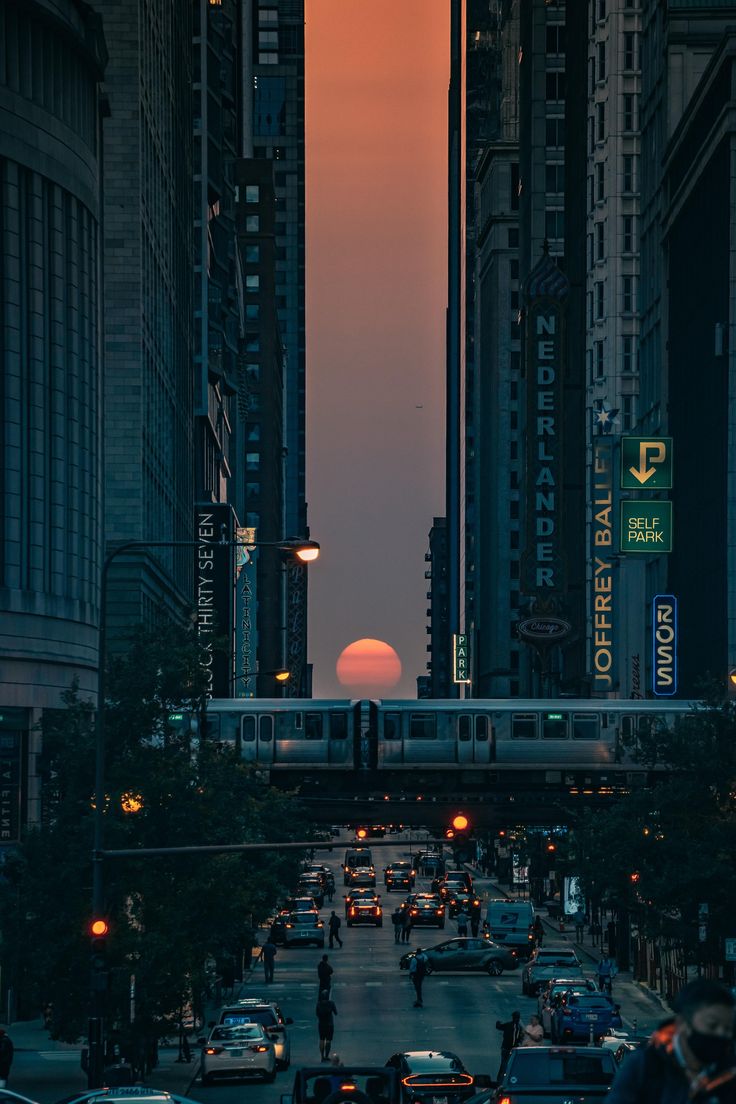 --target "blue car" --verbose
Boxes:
[552,992,622,1042]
